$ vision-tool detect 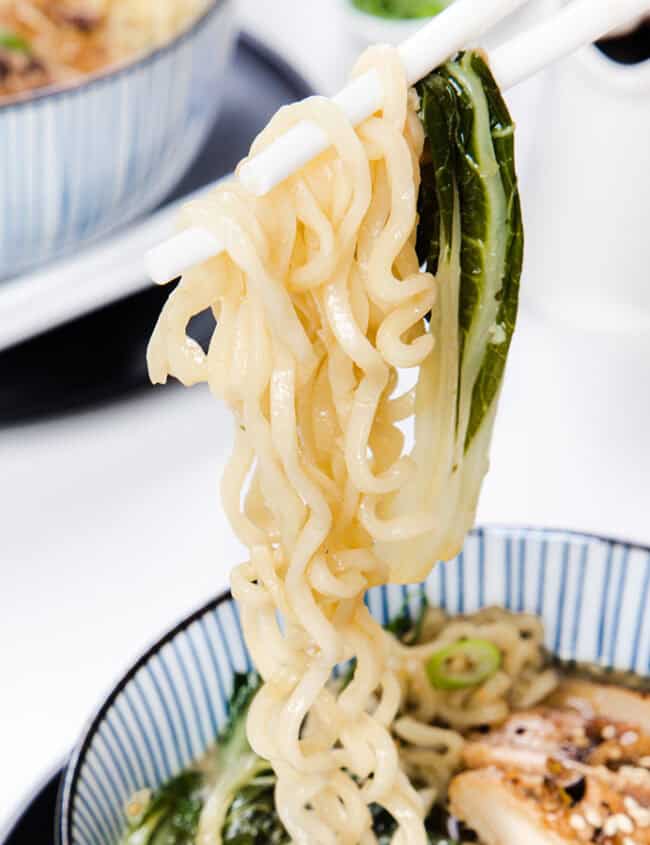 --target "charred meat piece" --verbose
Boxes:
[449,681,650,844]
[450,766,650,844]
[547,680,650,735]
